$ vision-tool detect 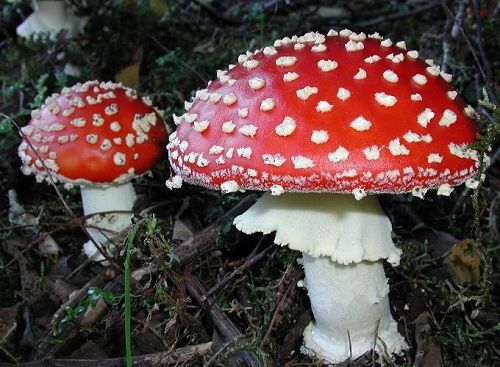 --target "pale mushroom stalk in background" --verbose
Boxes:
[80,182,137,261]
[16,0,85,40]
[167,30,481,363]
[16,0,87,77]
